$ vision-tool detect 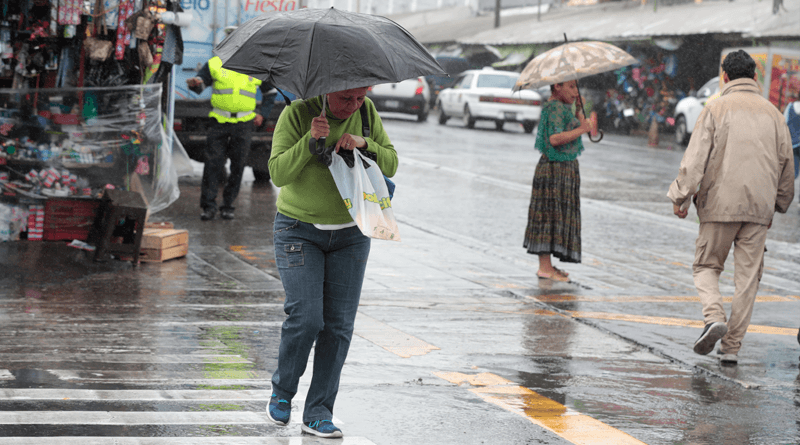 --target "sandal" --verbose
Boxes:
[537,270,570,282]
[552,267,569,278]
